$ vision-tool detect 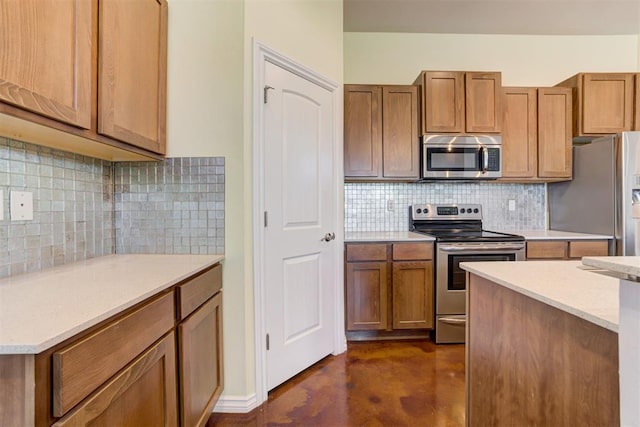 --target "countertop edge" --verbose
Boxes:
[0,254,224,354]
[462,262,618,333]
